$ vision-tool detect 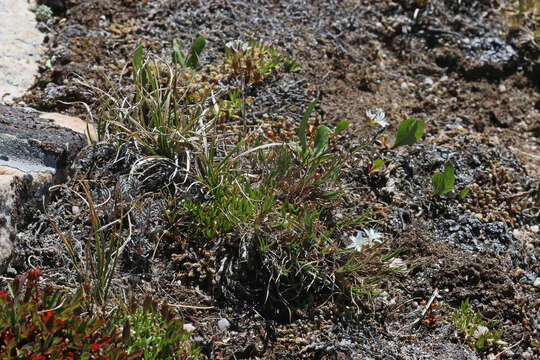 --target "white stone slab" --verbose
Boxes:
[0,0,43,104]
